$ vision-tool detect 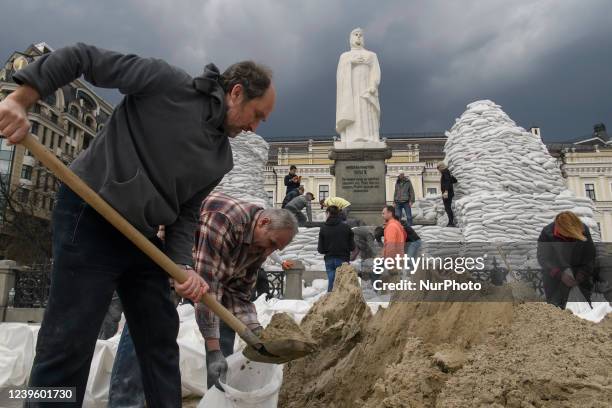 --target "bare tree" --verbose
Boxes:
[0,151,74,265]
